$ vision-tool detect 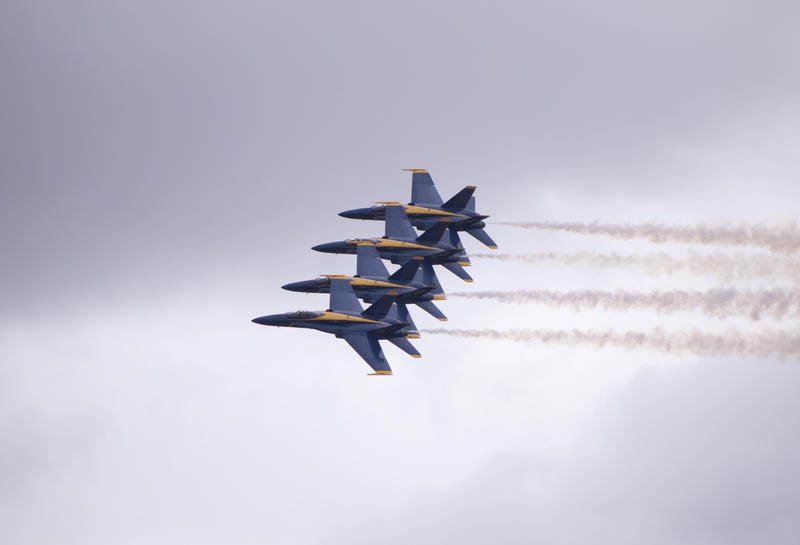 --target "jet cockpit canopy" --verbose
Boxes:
[286,311,322,319]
